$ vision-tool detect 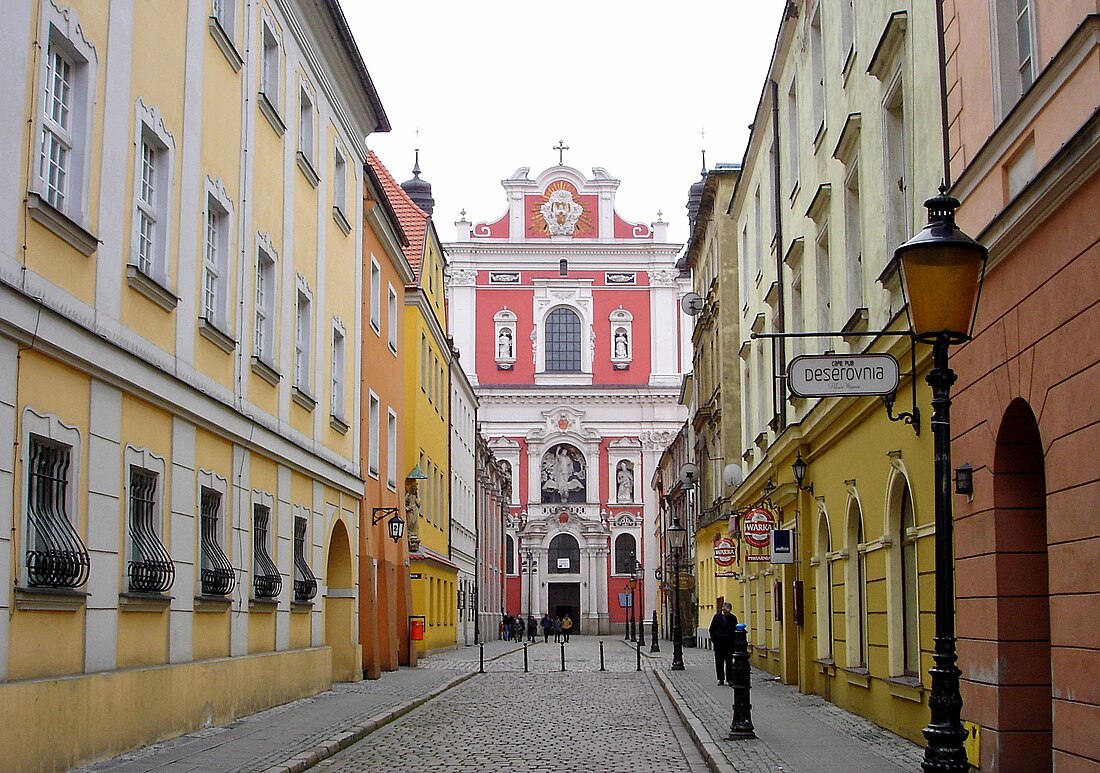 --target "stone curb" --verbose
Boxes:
[261,671,475,773]
[654,669,739,773]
